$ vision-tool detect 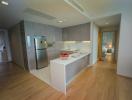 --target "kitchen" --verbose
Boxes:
[9,21,93,94]
[1,0,132,99]
[9,20,94,94]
